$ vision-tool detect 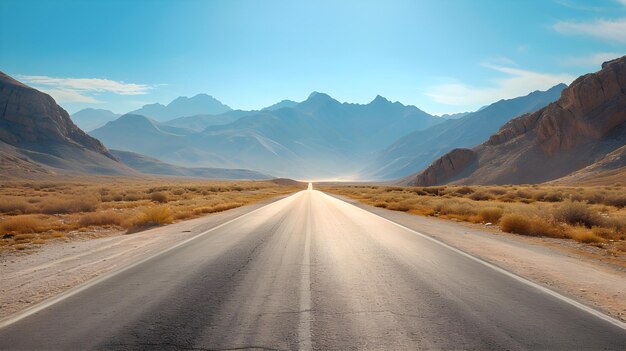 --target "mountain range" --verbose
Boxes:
[0,72,271,180]
[91,92,444,178]
[4,54,624,184]
[129,93,232,122]
[363,83,566,179]
[405,56,626,186]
